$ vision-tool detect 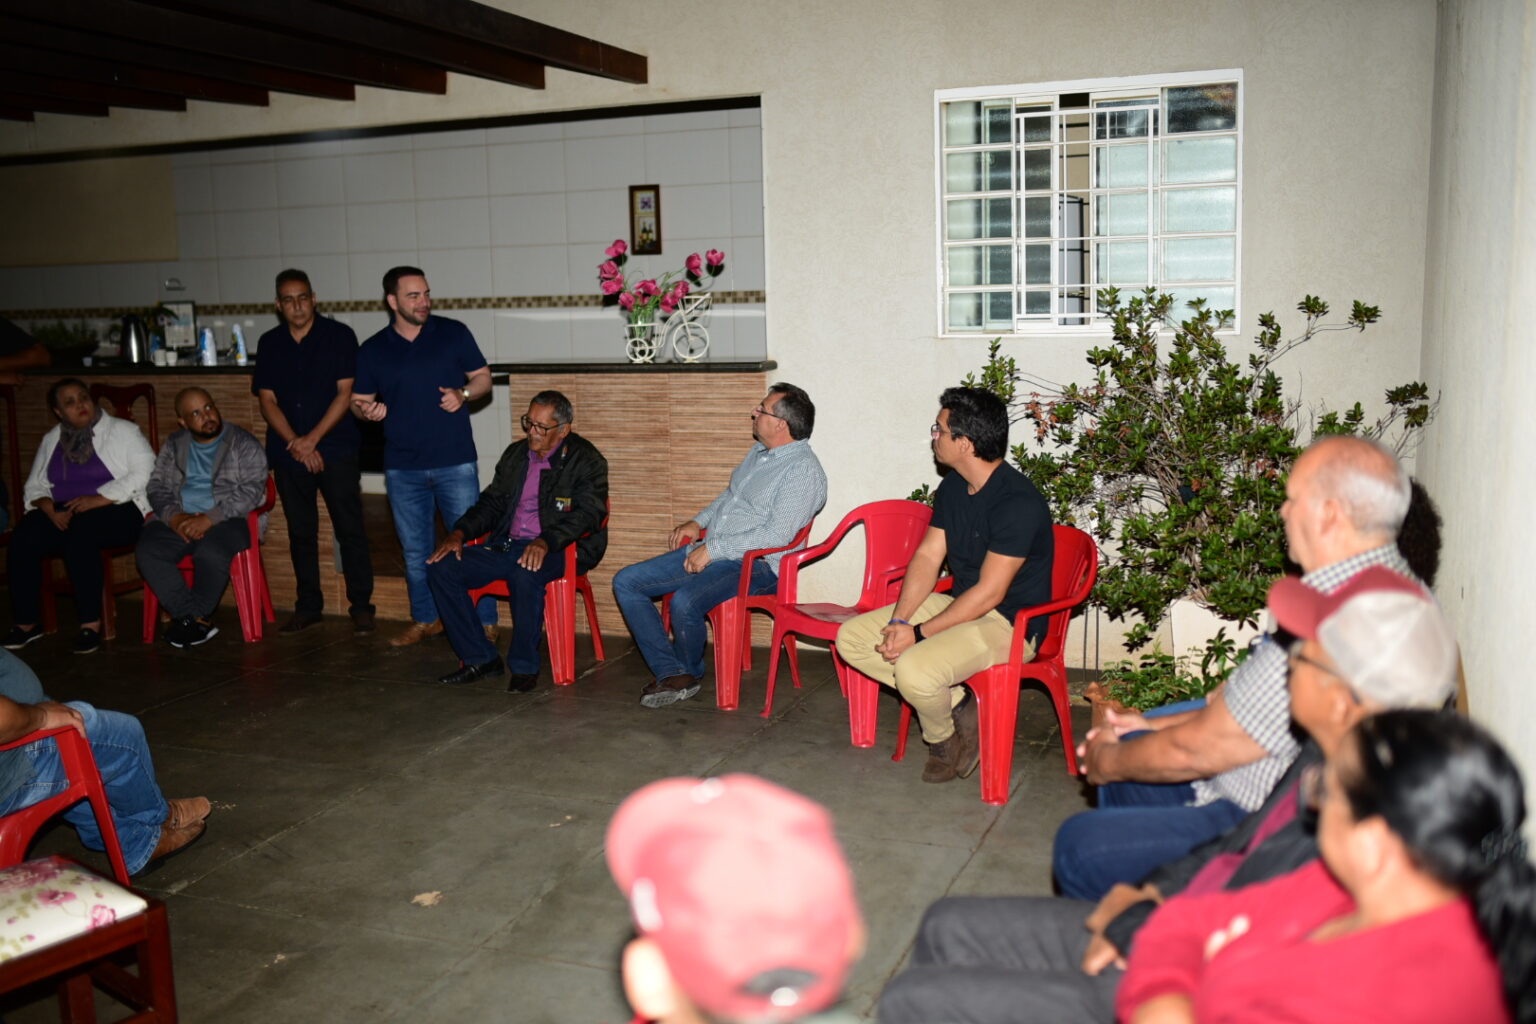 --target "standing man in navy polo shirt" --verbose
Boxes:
[352,266,496,647]
[254,269,375,635]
